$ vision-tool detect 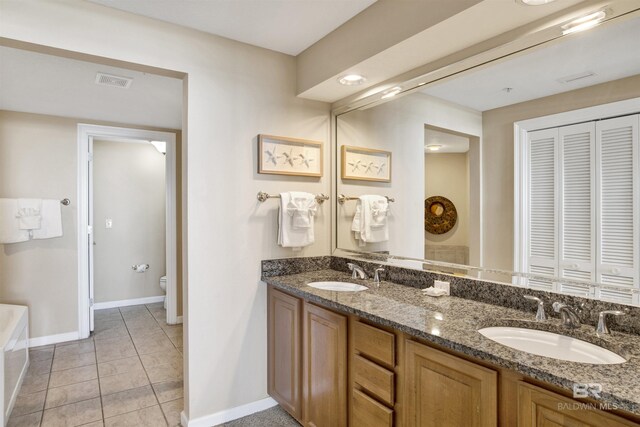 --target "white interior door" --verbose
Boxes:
[558,122,595,297]
[527,128,558,290]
